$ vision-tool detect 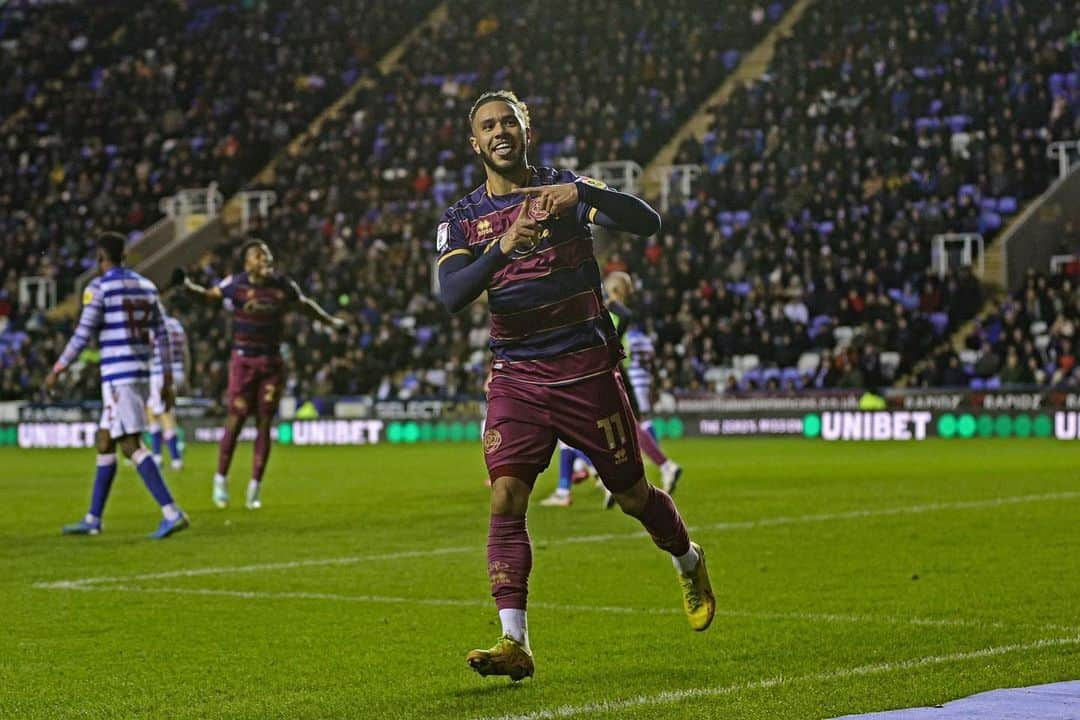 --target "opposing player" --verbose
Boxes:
[603,271,683,501]
[176,239,345,509]
[147,312,189,470]
[45,232,189,539]
[438,91,714,681]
